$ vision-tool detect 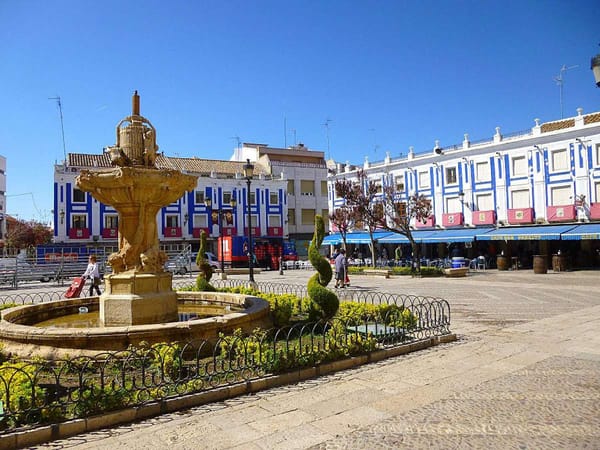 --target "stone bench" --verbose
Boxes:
[444,267,469,278]
[361,269,392,278]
